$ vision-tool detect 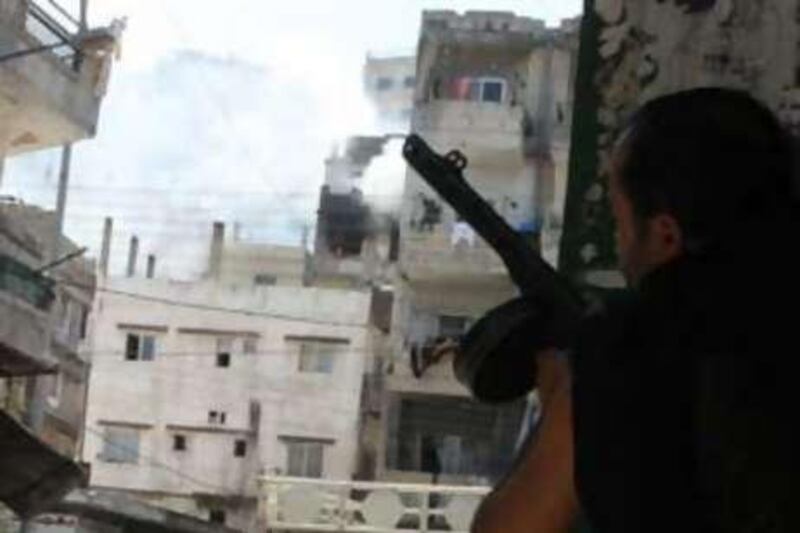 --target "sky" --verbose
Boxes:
[3,0,583,279]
